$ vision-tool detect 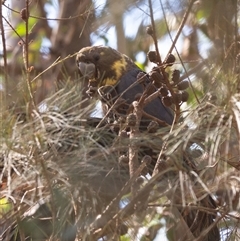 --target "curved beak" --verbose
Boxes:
[78,62,95,79]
